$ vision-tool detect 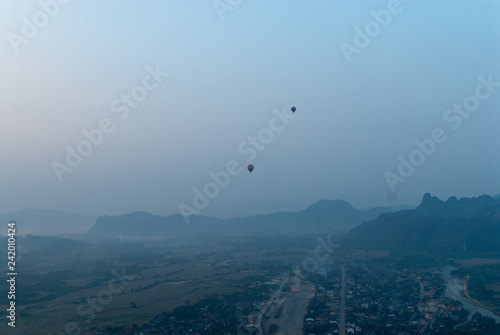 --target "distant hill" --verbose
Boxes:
[347,193,500,255]
[0,209,96,235]
[16,234,89,252]
[89,200,394,237]
[387,204,418,212]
